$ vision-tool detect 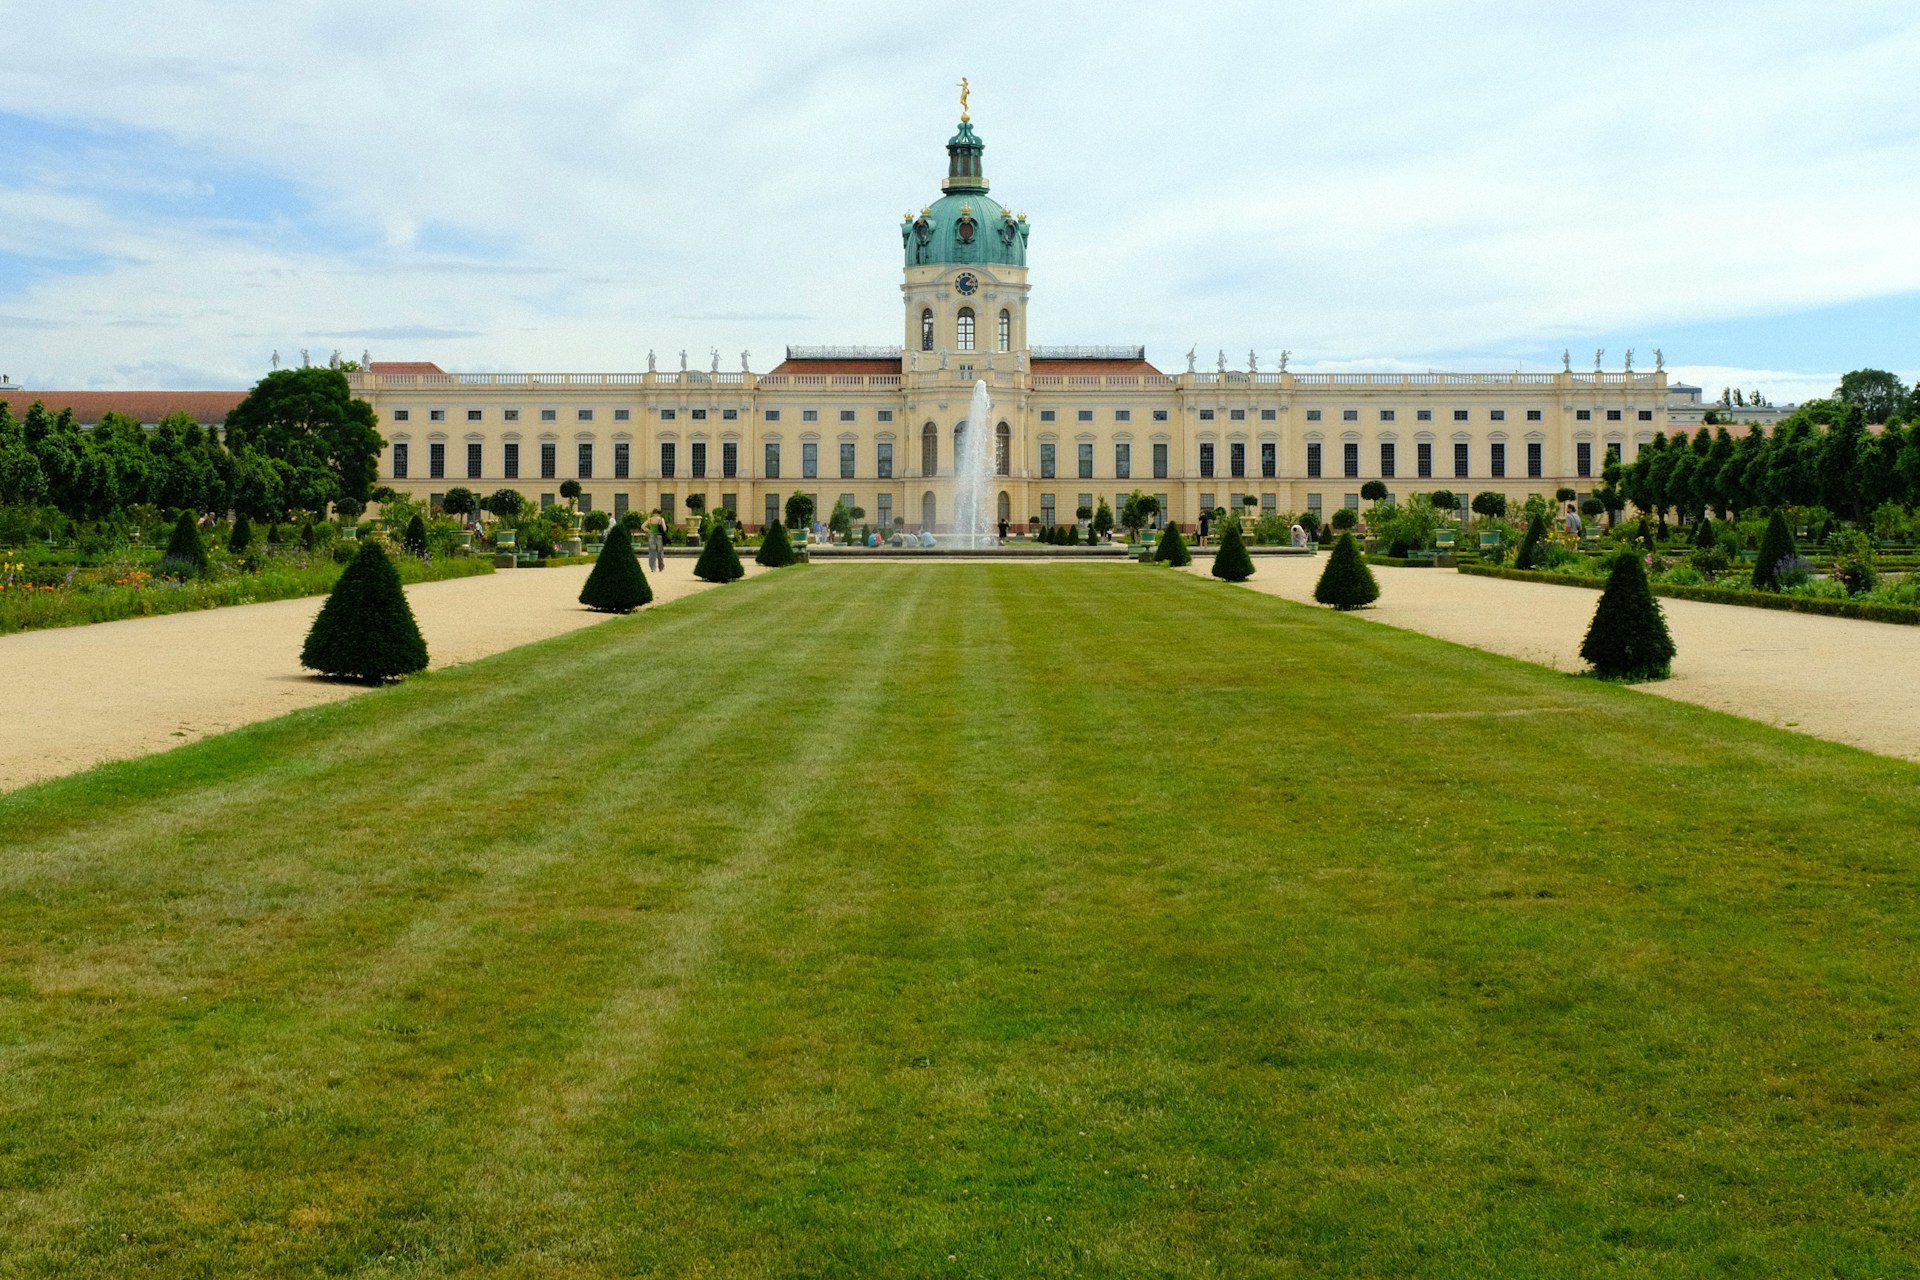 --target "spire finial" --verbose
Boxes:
[958,77,970,123]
